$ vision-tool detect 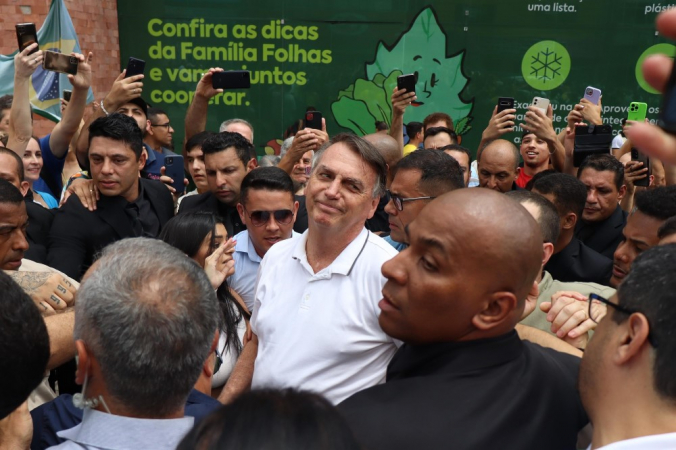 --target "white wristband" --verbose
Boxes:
[99,99,110,116]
